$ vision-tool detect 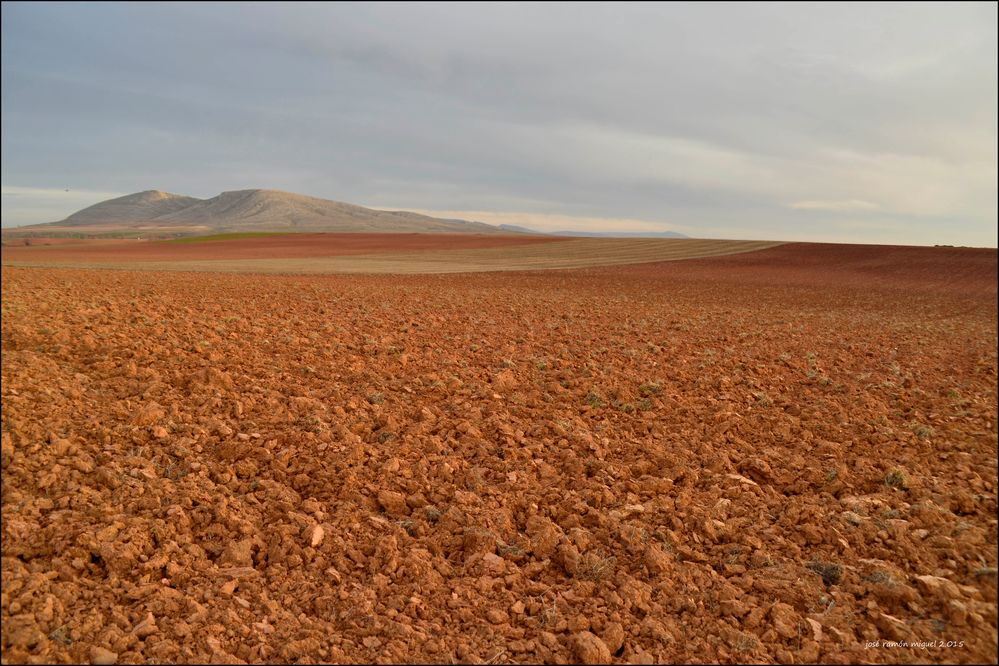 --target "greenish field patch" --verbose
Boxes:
[162,232,292,243]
